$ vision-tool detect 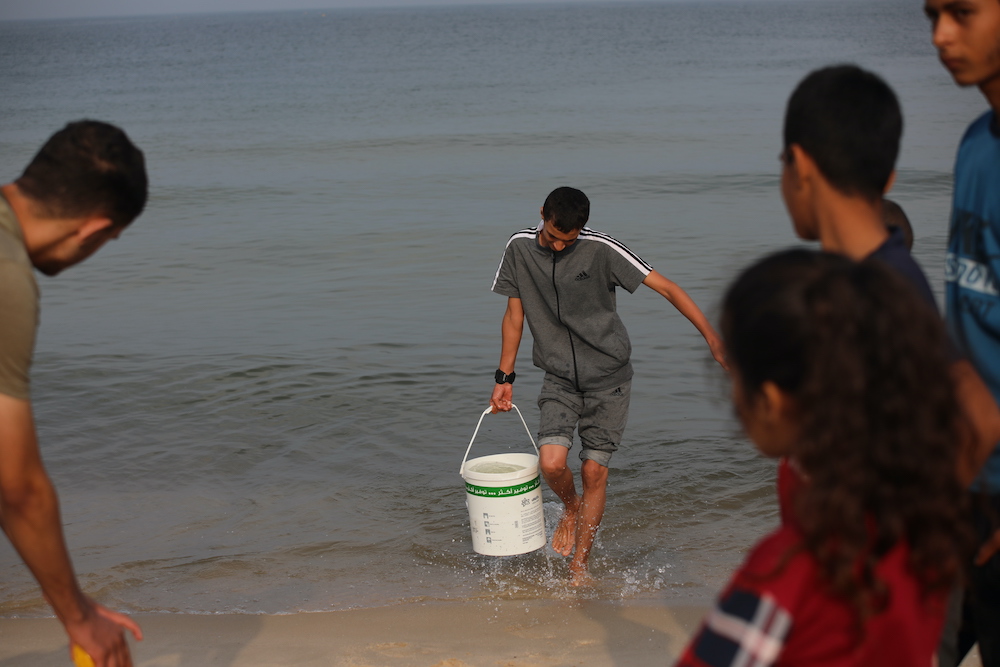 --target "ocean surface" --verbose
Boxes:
[0,0,987,616]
